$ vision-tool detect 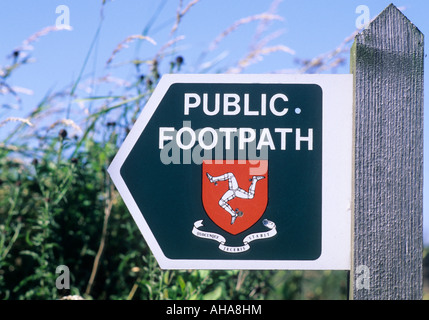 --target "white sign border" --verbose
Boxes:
[108,74,353,270]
